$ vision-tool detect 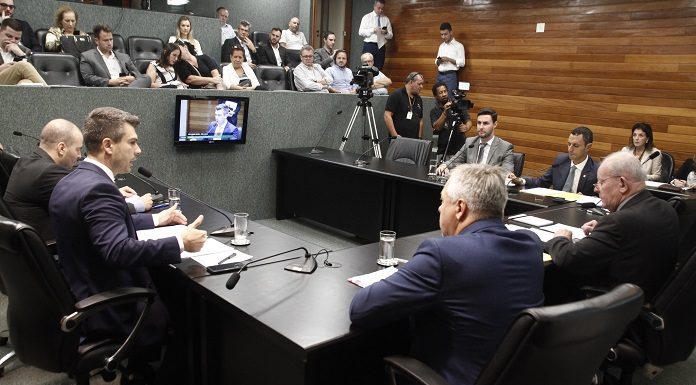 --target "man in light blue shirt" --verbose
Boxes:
[326,50,357,94]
